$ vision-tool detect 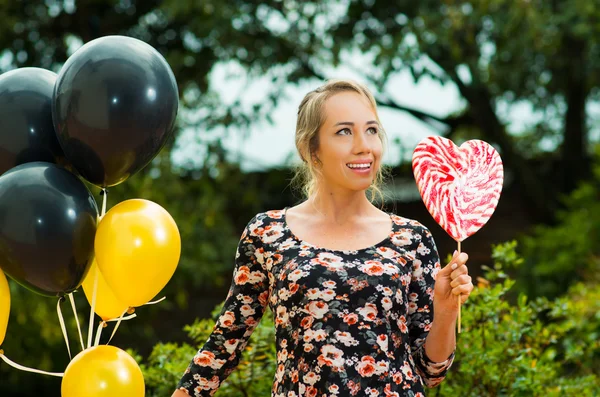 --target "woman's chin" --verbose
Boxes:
[350,181,374,192]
